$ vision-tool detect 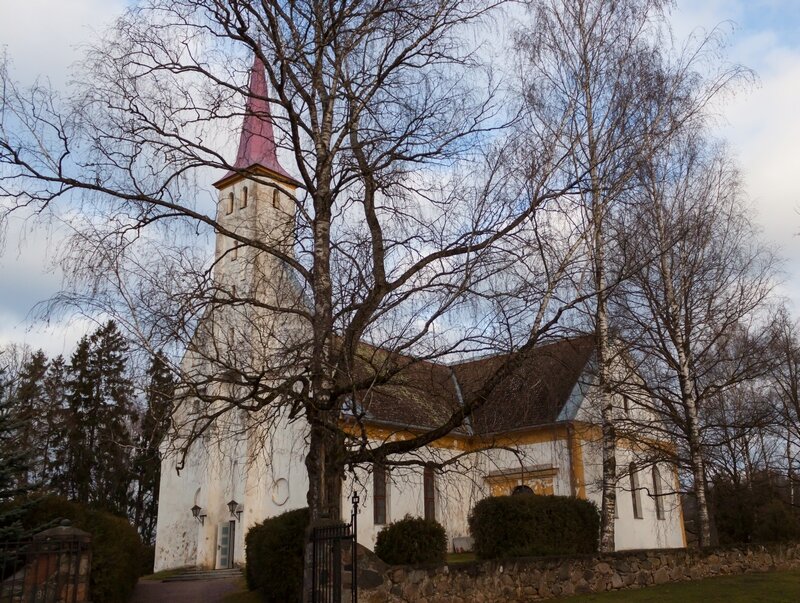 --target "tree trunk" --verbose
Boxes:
[303,407,345,603]
[596,226,617,553]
